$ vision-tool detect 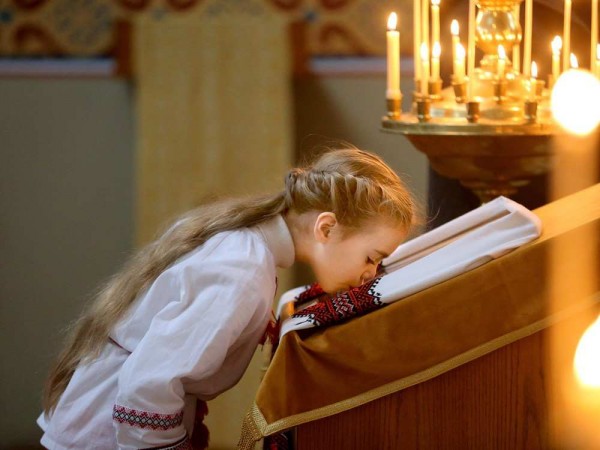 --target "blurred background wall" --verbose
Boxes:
[0,73,426,449]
